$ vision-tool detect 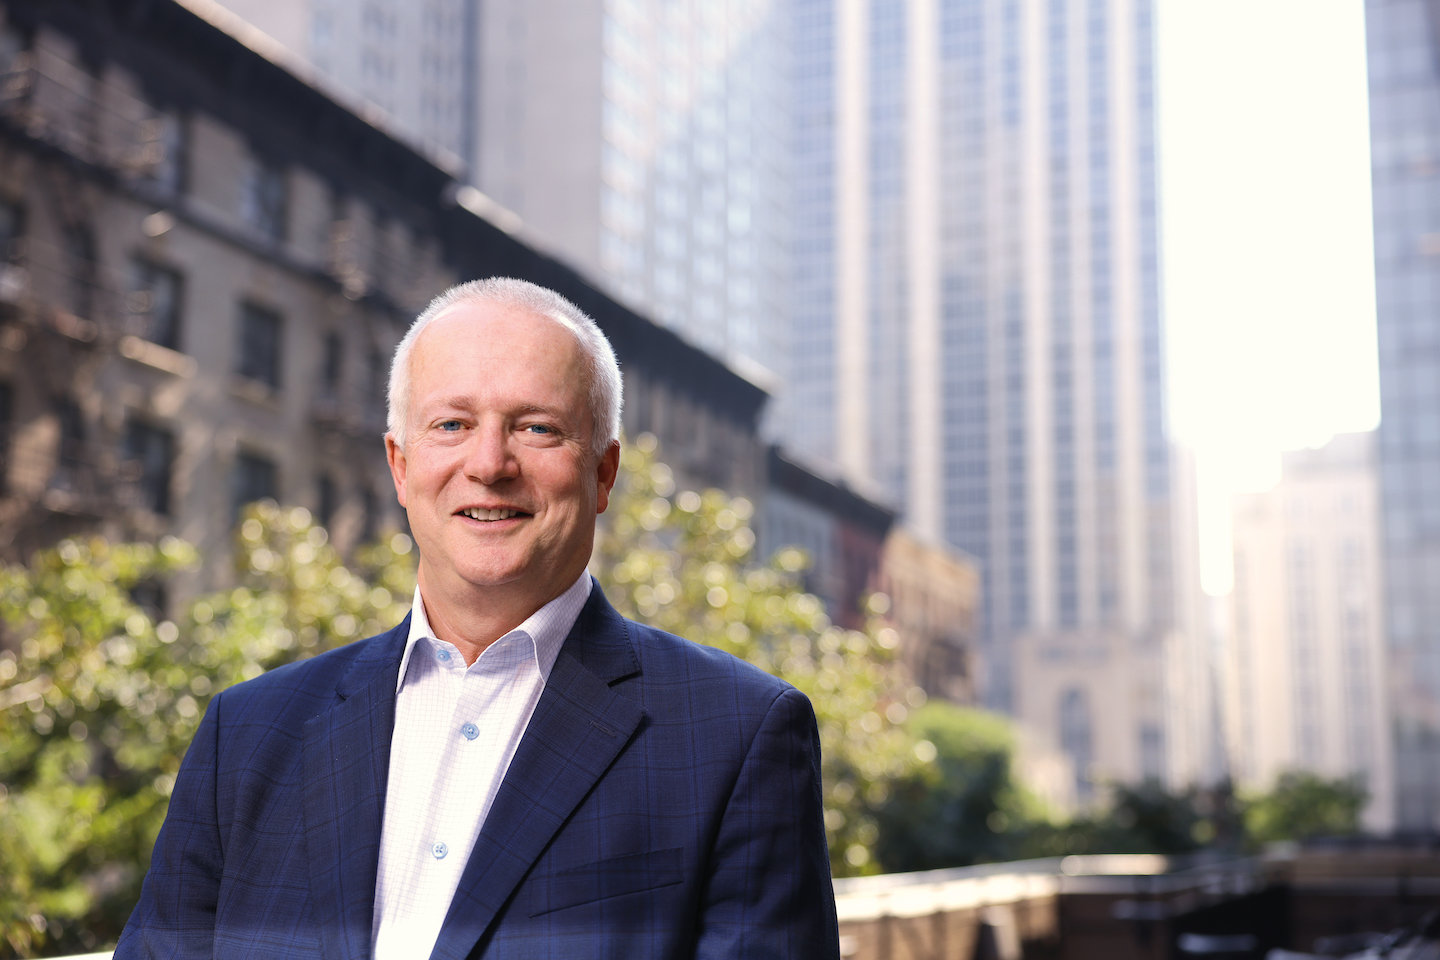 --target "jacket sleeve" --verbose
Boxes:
[694,687,841,959]
[114,693,226,959]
